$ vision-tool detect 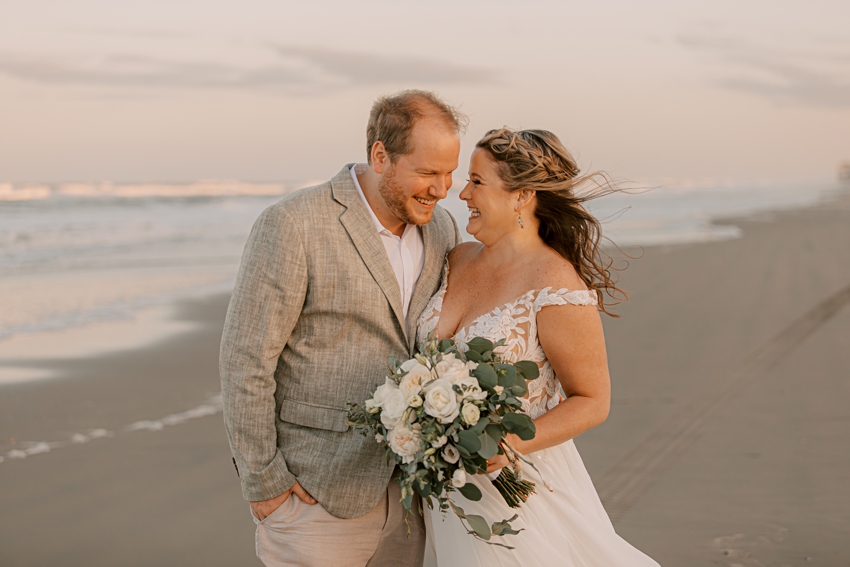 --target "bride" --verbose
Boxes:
[417,128,659,566]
